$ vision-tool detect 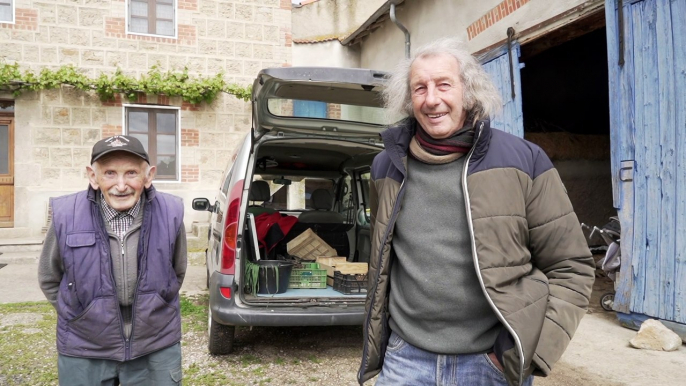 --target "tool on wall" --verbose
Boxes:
[506,27,516,100]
